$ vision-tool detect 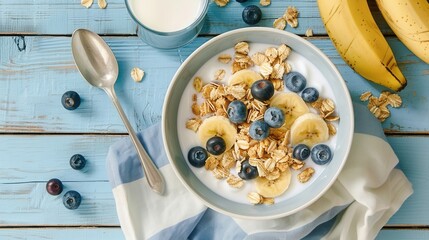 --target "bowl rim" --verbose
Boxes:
[162,27,354,220]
